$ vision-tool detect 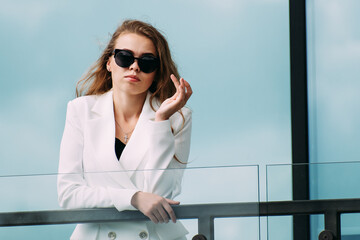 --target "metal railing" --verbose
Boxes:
[1,198,360,240]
